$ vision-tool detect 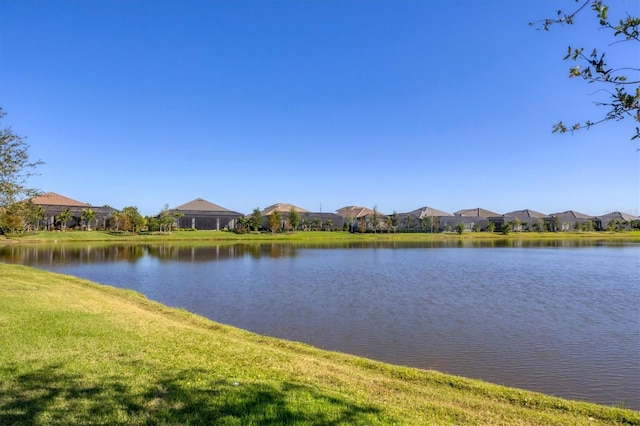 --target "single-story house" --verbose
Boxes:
[31,192,116,230]
[396,206,453,232]
[546,210,594,231]
[489,209,548,231]
[335,206,373,219]
[594,211,639,231]
[258,203,345,231]
[168,198,242,230]
[335,205,387,232]
[439,207,500,231]
[260,203,309,230]
[300,212,345,231]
